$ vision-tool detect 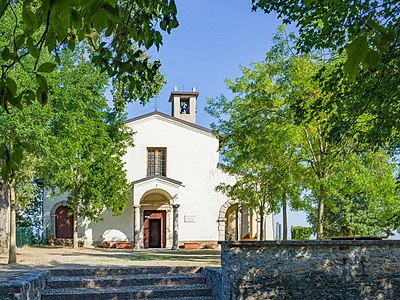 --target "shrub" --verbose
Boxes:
[202,242,218,249]
[291,226,312,240]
